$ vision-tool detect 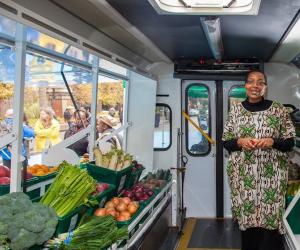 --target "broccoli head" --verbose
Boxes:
[9,228,36,250]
